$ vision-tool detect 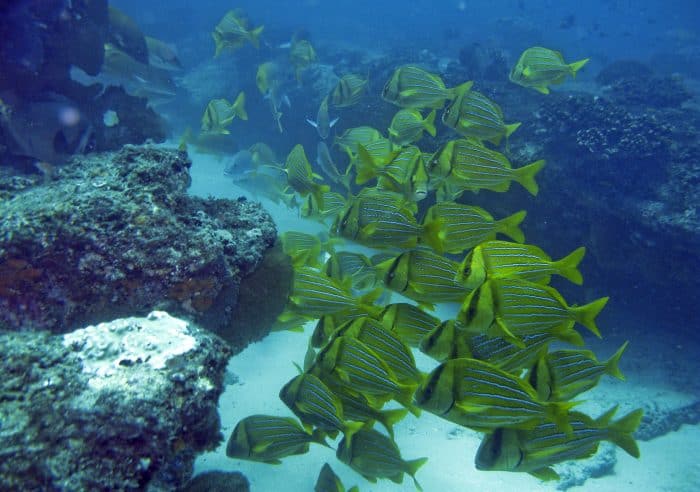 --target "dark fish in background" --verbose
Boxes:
[145,36,182,71]
[70,43,178,104]
[107,5,148,63]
